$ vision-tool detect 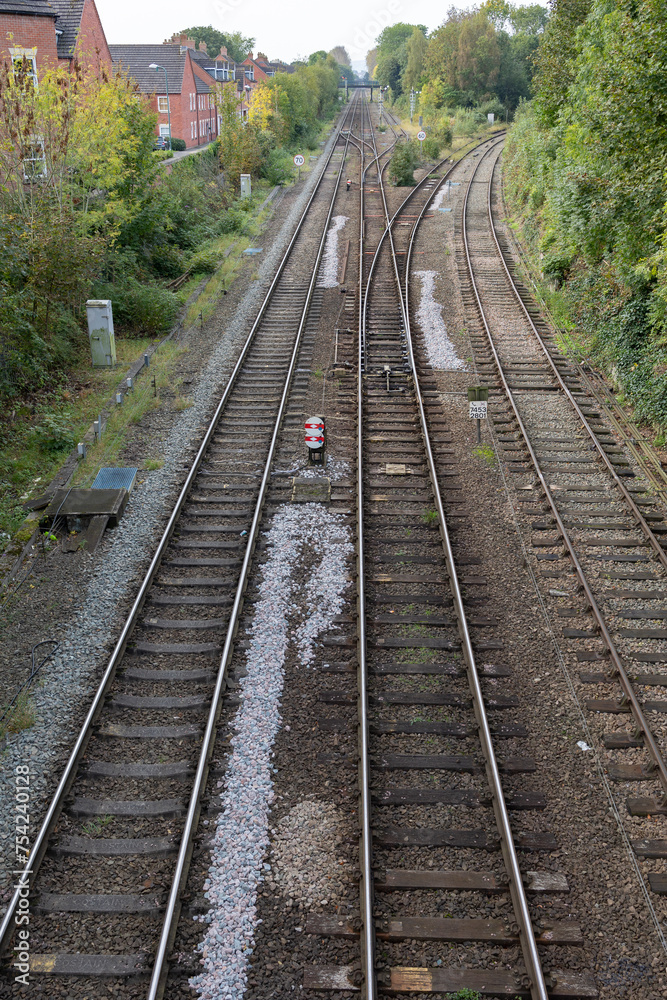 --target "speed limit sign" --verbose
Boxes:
[417,130,426,141]
[293,154,305,167]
